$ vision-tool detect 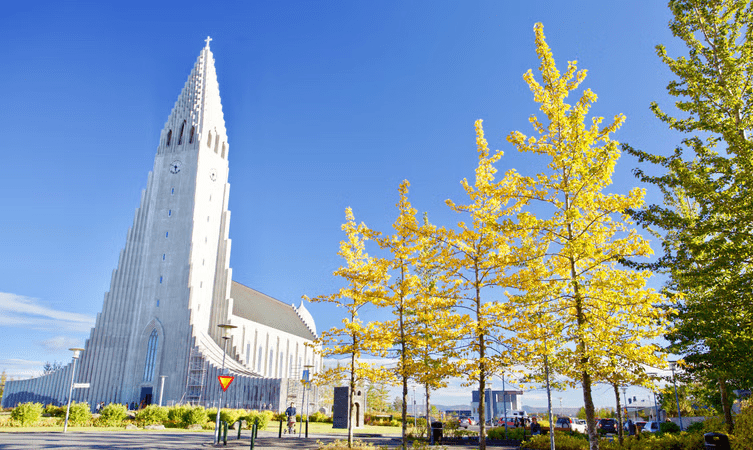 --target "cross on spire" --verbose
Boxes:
[205,36,212,48]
